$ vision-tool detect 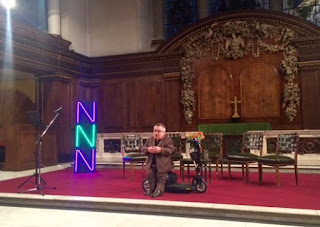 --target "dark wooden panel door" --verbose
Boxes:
[103,83,123,129]
[42,131,57,166]
[139,79,164,129]
[4,124,36,170]
[100,76,168,132]
[19,126,37,169]
[165,76,180,131]
[198,64,233,119]
[301,70,320,129]
[55,81,72,162]
[240,62,280,118]
[126,81,138,129]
